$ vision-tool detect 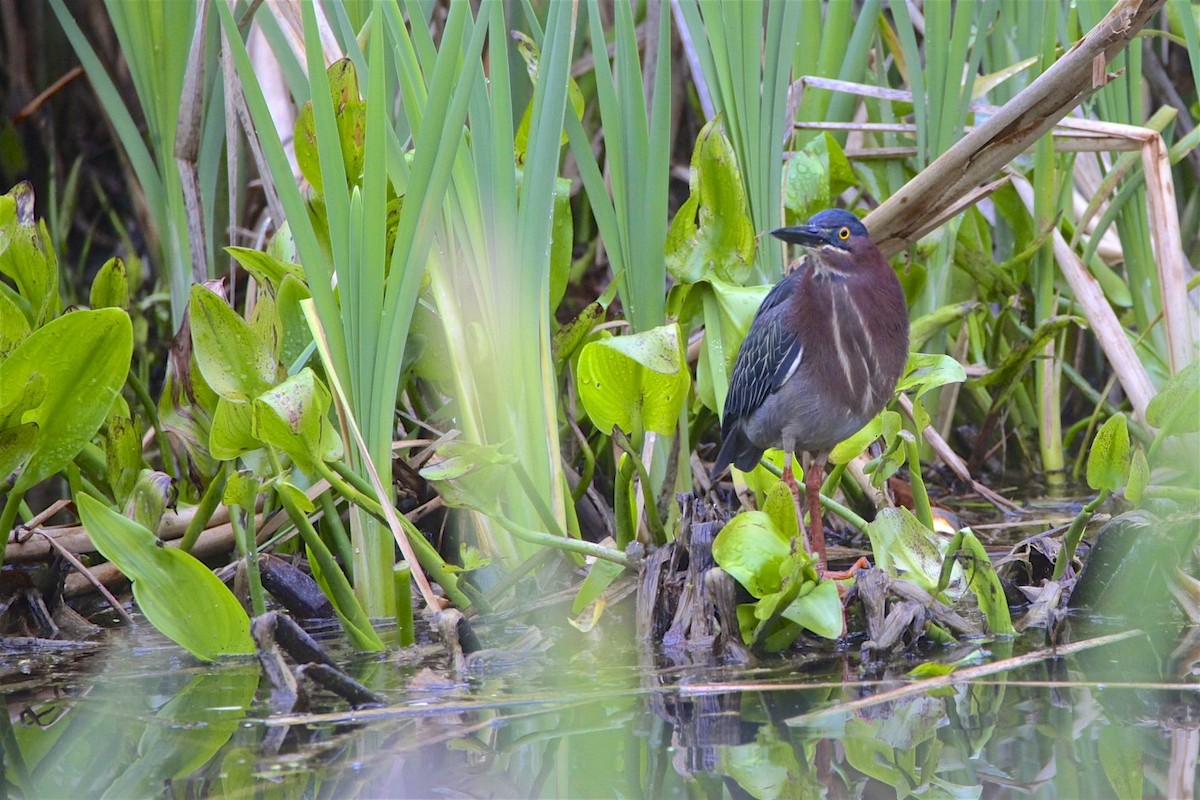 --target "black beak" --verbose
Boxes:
[770,225,829,248]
